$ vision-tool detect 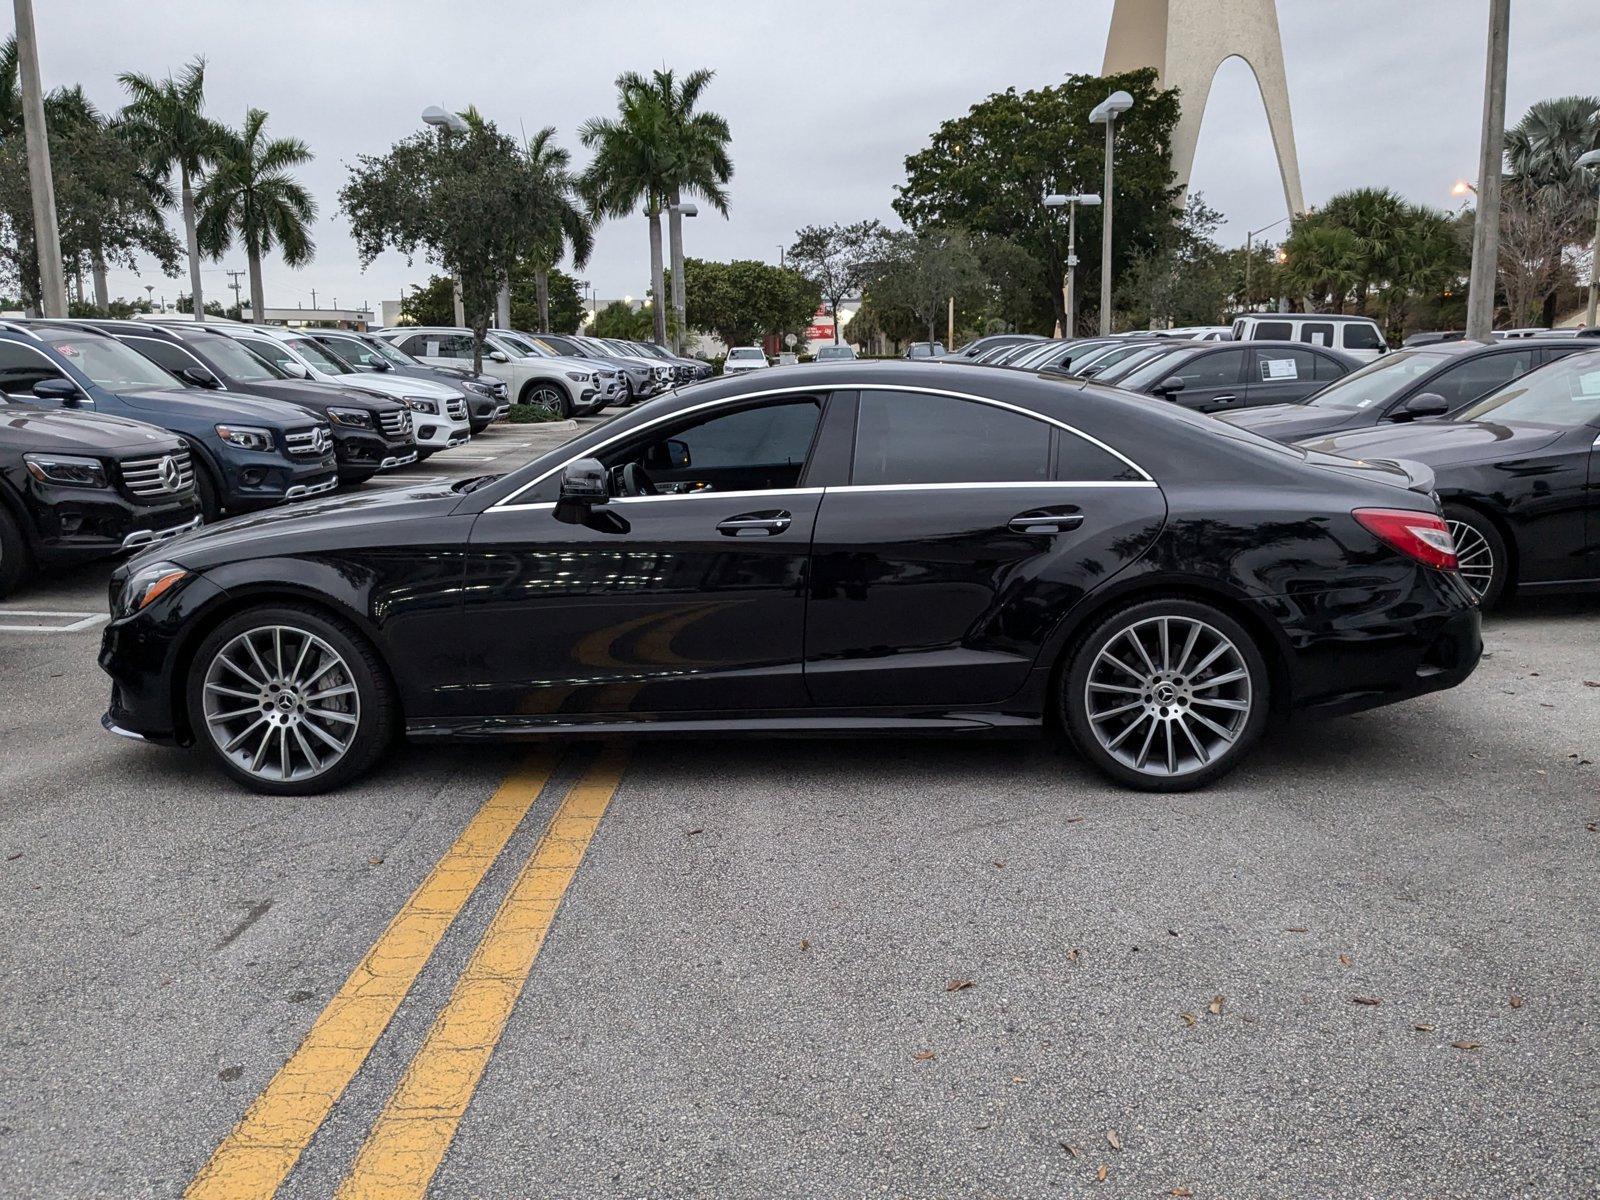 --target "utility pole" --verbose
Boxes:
[310,288,318,310]
[1089,91,1133,336]
[226,269,246,318]
[13,0,67,317]
[1464,0,1510,344]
